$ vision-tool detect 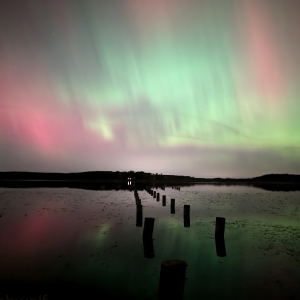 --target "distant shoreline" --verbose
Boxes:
[0,171,300,191]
